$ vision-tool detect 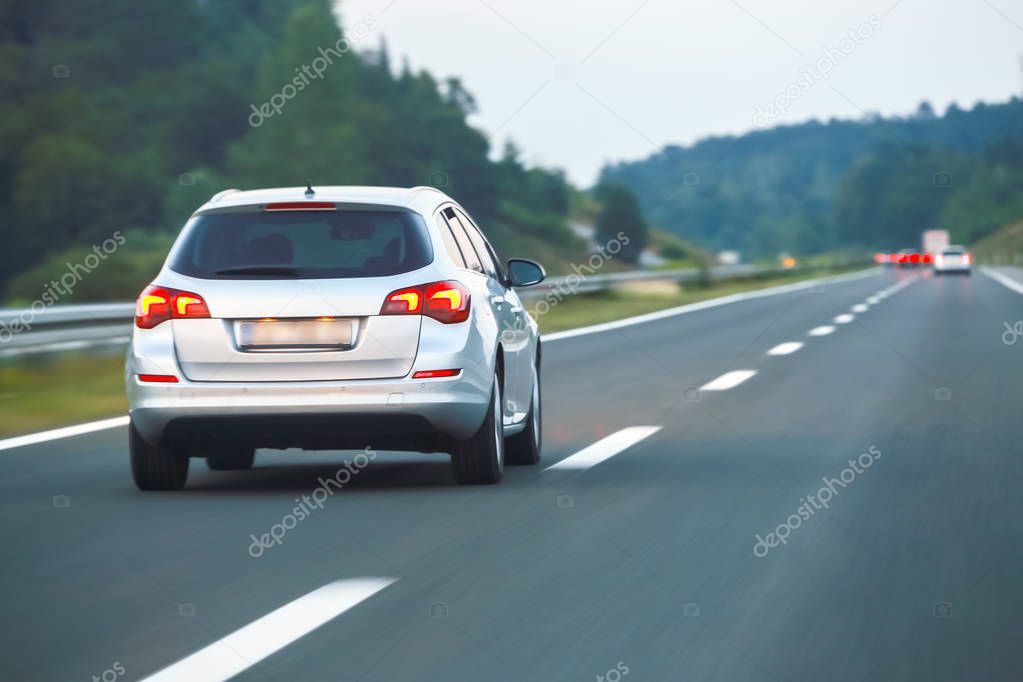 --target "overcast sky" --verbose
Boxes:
[338,0,1023,186]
